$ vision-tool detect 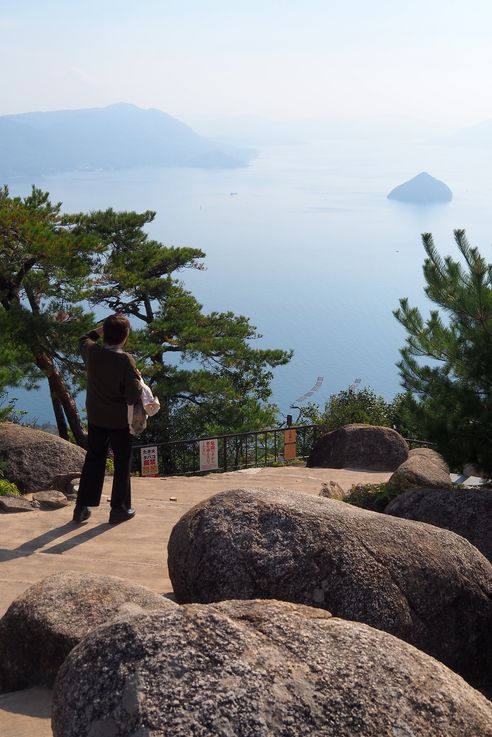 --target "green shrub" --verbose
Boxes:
[344,482,392,512]
[0,479,21,497]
